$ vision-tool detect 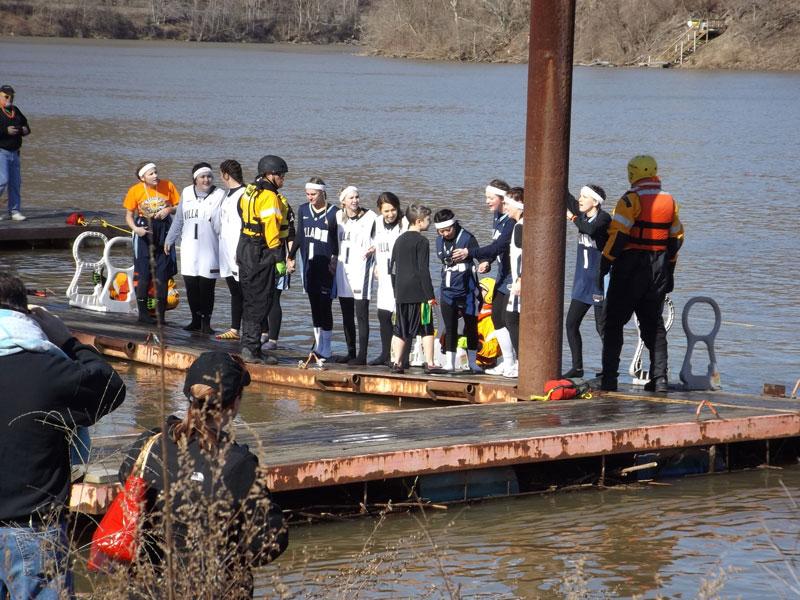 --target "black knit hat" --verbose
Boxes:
[0,85,15,96]
[183,352,251,407]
